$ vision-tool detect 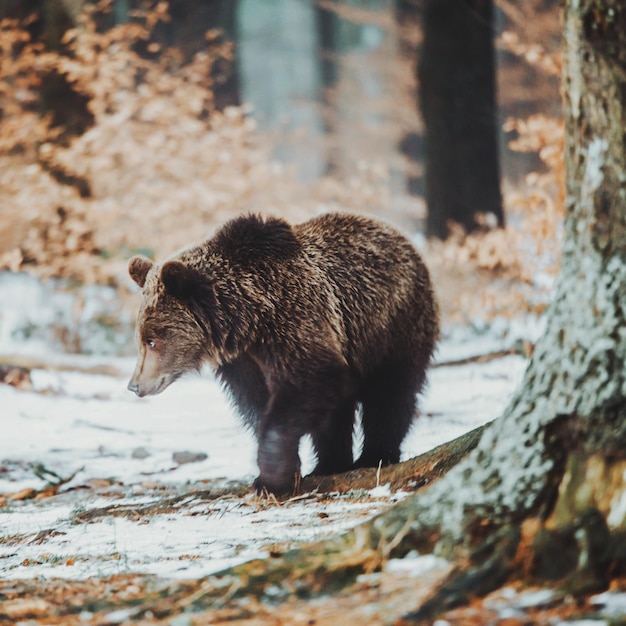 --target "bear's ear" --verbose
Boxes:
[128,255,153,288]
[161,261,199,299]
